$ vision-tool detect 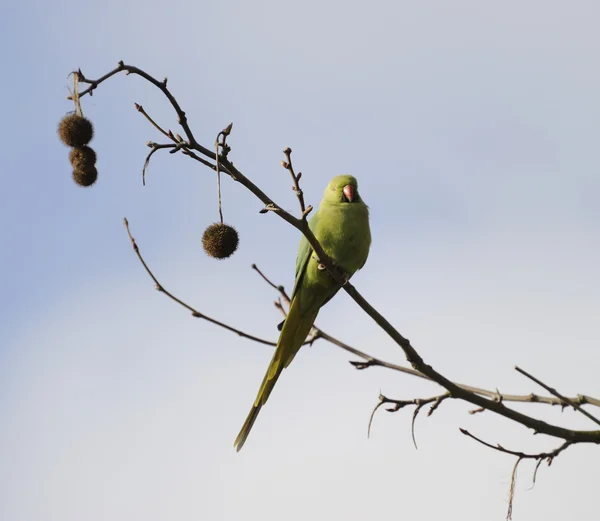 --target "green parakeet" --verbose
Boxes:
[234,175,371,451]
